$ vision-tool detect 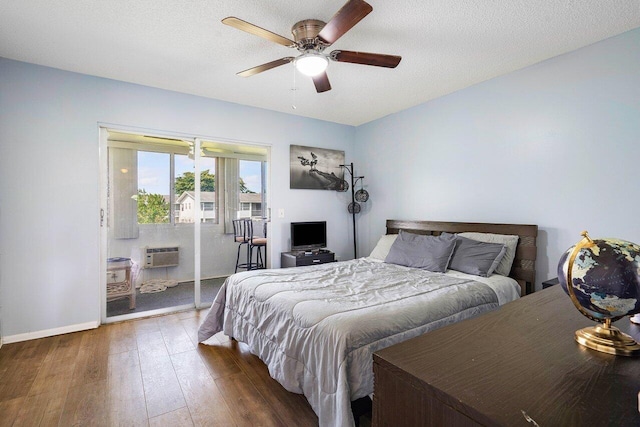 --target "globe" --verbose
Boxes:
[557,231,640,356]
